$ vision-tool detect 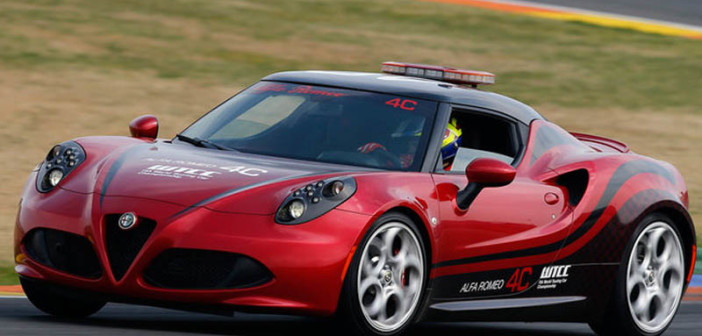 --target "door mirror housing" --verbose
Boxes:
[457,158,516,210]
[465,158,516,187]
[129,115,159,140]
